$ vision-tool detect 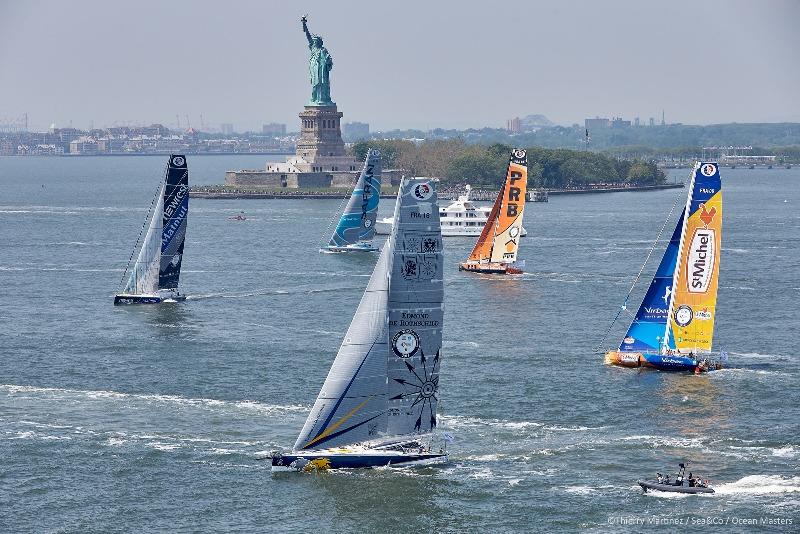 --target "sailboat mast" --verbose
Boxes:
[662,167,696,352]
